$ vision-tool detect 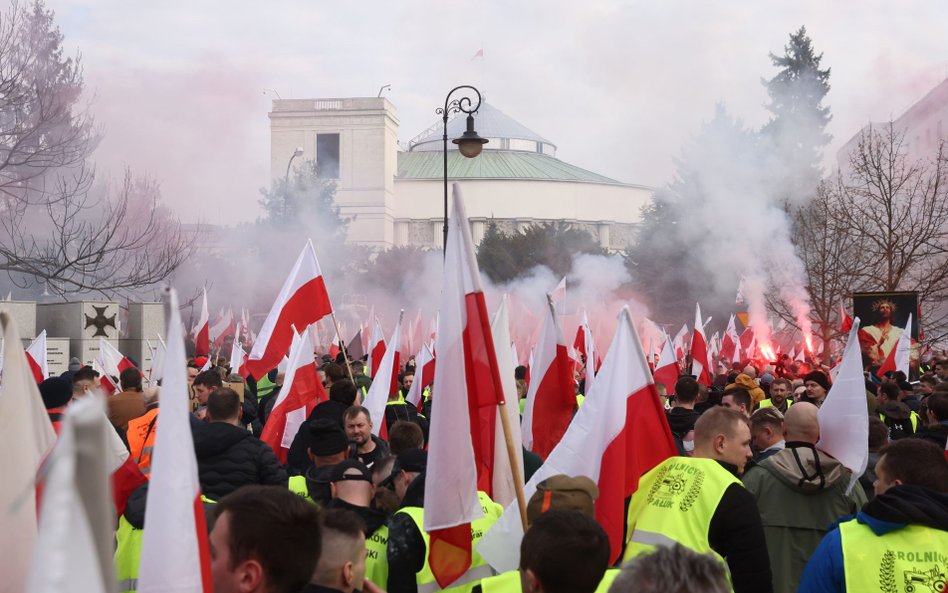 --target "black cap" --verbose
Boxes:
[393,448,427,474]
[40,376,72,409]
[330,459,372,483]
[308,419,349,456]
